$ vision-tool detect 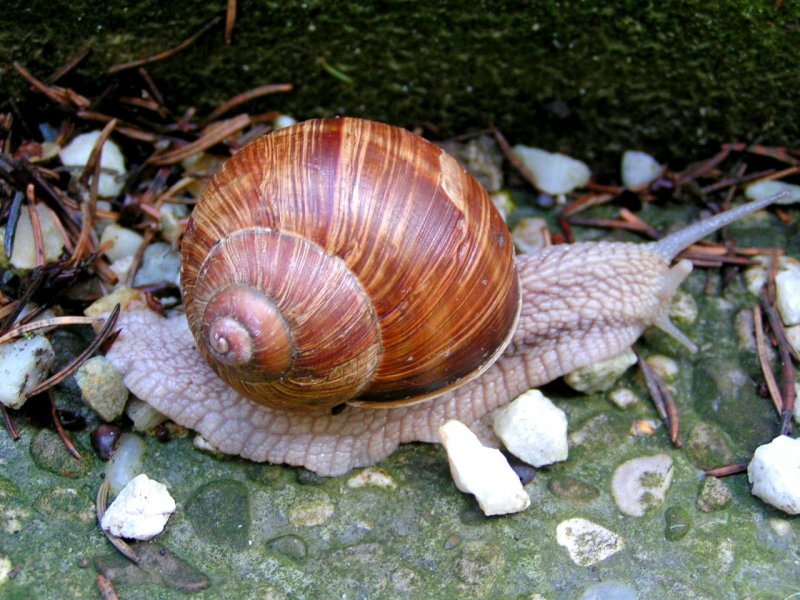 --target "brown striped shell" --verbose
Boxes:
[181,117,521,412]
